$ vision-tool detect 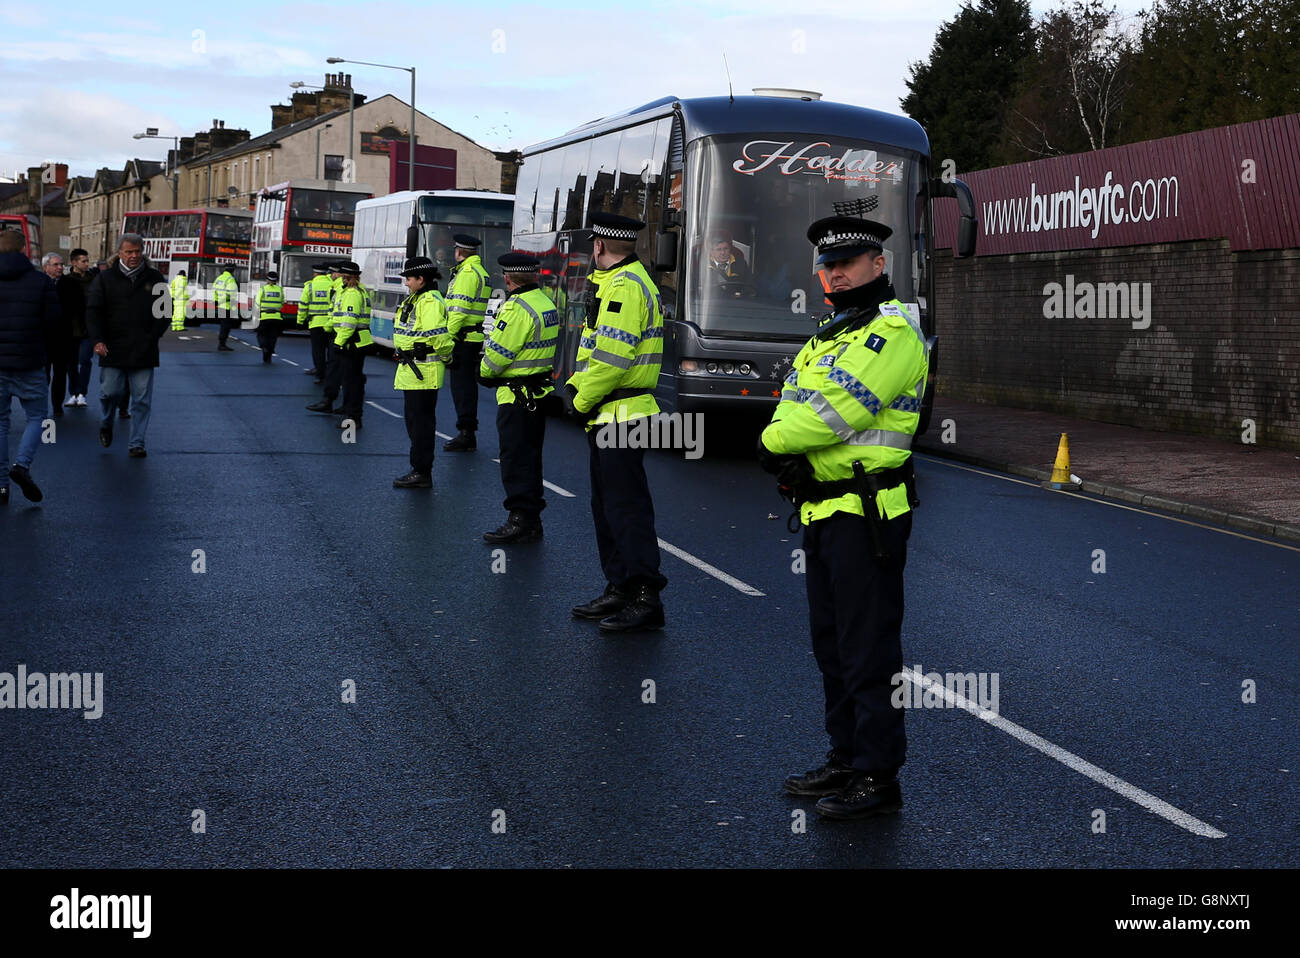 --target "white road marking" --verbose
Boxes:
[365,401,402,419]
[901,668,1226,838]
[656,538,765,597]
[915,454,1300,554]
[488,457,575,498]
[436,431,455,442]
[278,357,300,367]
